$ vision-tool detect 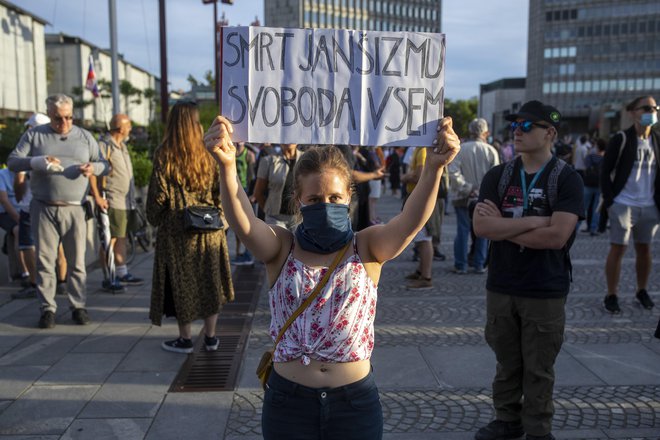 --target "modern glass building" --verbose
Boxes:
[264,0,441,33]
[527,0,660,135]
